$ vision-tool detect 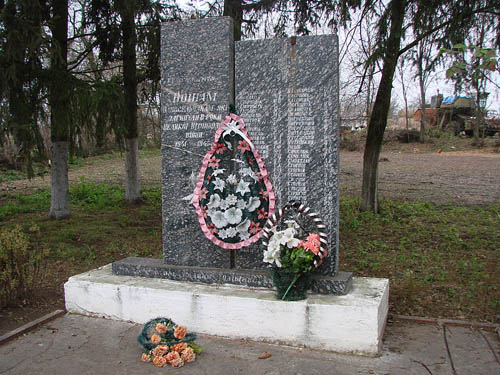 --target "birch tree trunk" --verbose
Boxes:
[49,141,69,219]
[125,137,141,202]
[119,0,142,202]
[49,0,70,219]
